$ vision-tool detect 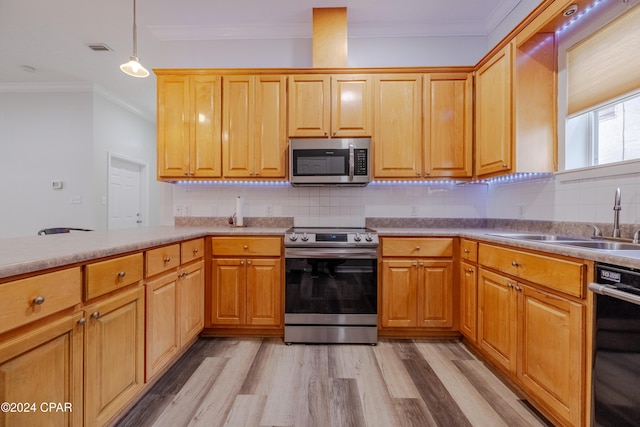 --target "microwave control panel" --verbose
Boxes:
[355,149,368,175]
